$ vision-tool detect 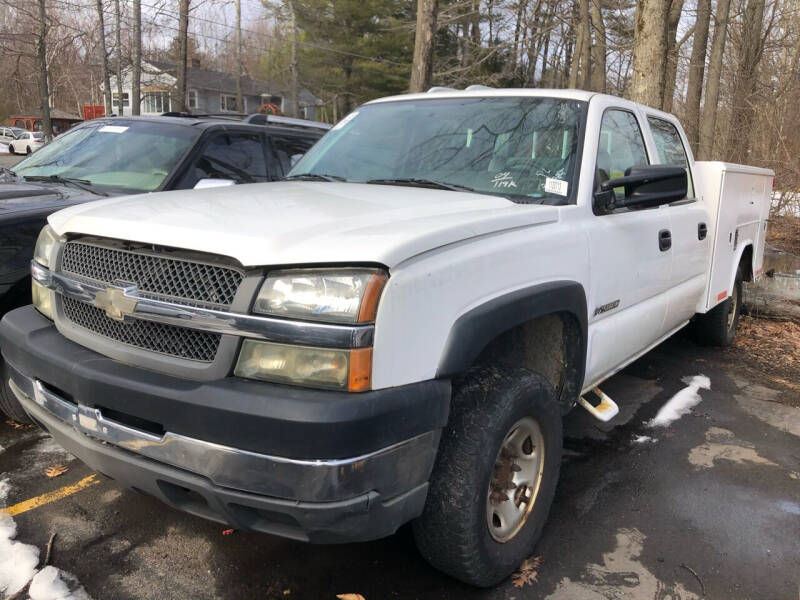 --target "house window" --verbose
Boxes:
[143,91,170,114]
[187,89,198,110]
[112,92,129,109]
[220,94,244,112]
